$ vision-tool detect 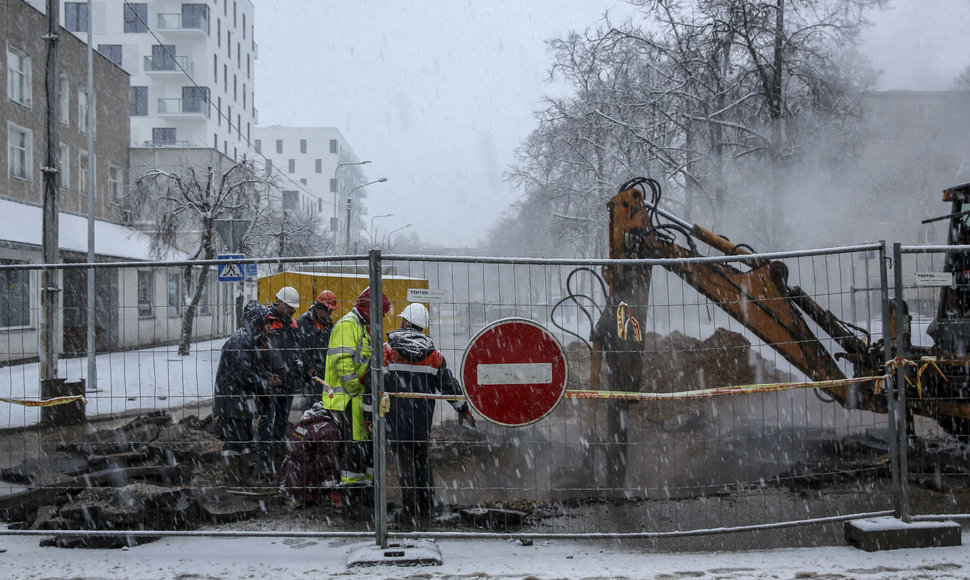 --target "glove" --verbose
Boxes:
[457,405,477,428]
